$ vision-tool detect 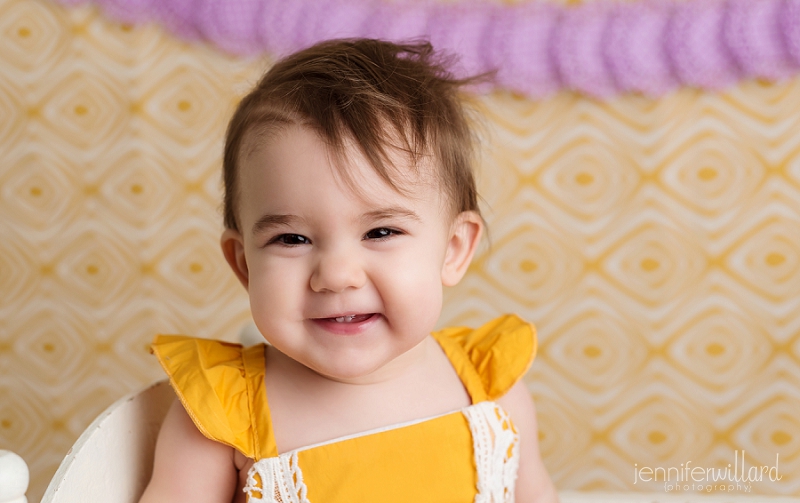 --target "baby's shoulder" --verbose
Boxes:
[138,397,240,503]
